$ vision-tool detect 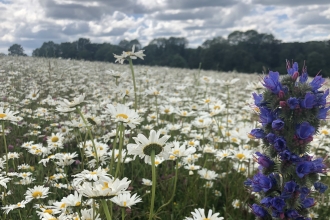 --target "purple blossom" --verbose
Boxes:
[249,128,266,139]
[266,133,276,144]
[252,92,263,107]
[318,106,330,119]
[251,204,268,218]
[301,197,315,208]
[285,209,300,218]
[272,119,284,130]
[299,67,308,83]
[259,107,274,126]
[295,122,315,140]
[314,182,328,194]
[271,197,286,212]
[255,152,274,169]
[310,75,325,91]
[300,93,316,109]
[296,158,326,178]
[287,97,299,109]
[287,61,299,76]
[281,181,299,198]
[250,172,274,192]
[263,71,283,94]
[315,89,329,107]
[273,137,287,152]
